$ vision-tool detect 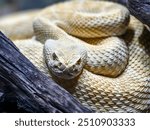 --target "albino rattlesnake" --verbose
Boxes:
[0,0,150,112]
